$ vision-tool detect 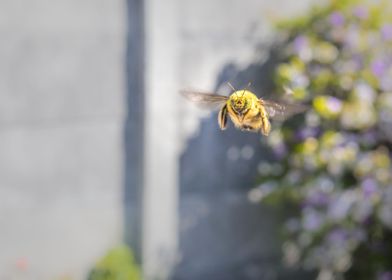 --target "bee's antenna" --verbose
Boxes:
[241,82,252,97]
[227,82,236,91]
